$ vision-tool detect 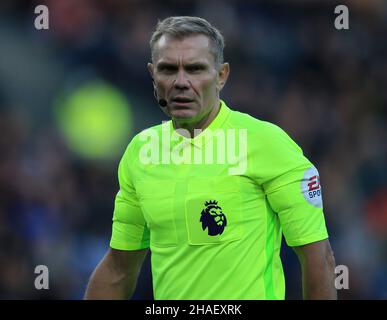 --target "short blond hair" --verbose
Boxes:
[150,16,225,67]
